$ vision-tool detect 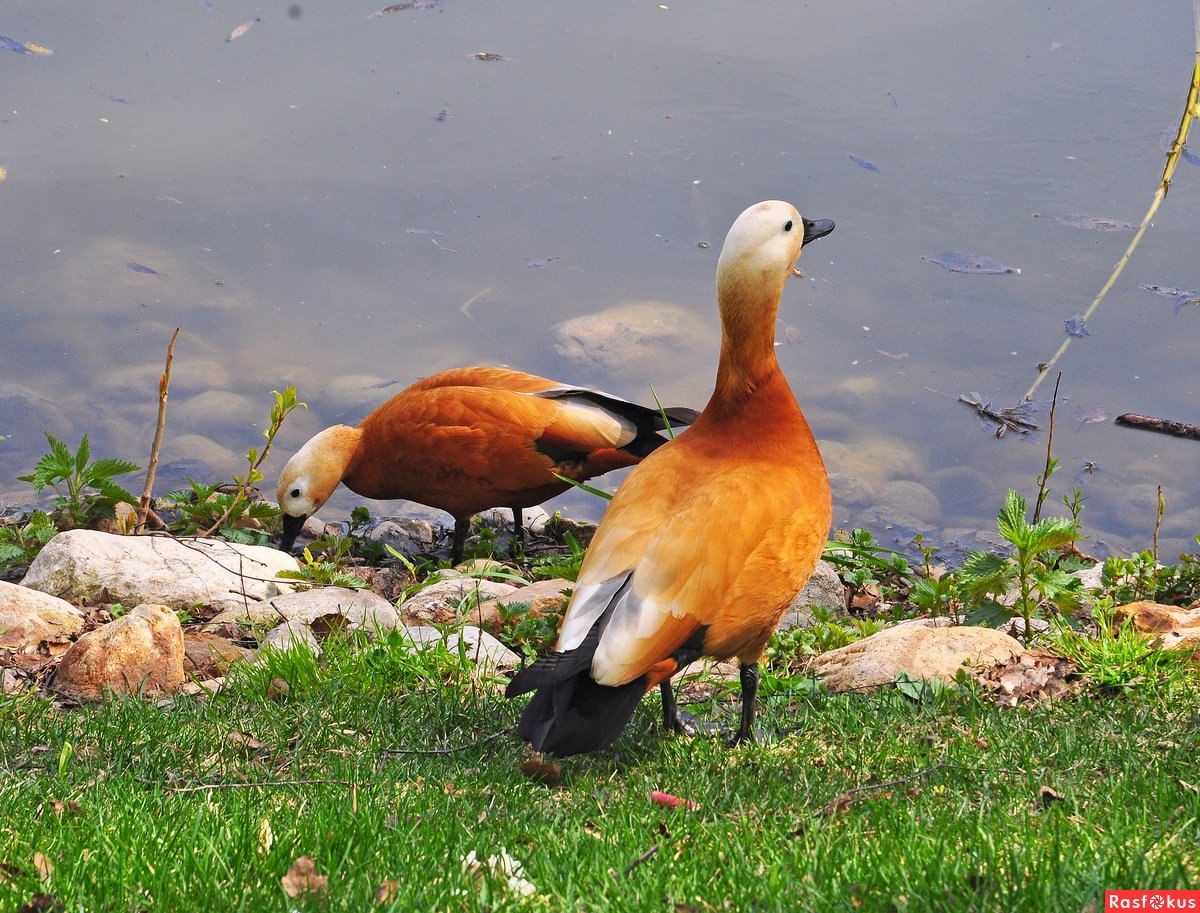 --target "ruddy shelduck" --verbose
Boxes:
[275,367,698,561]
[506,200,835,756]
